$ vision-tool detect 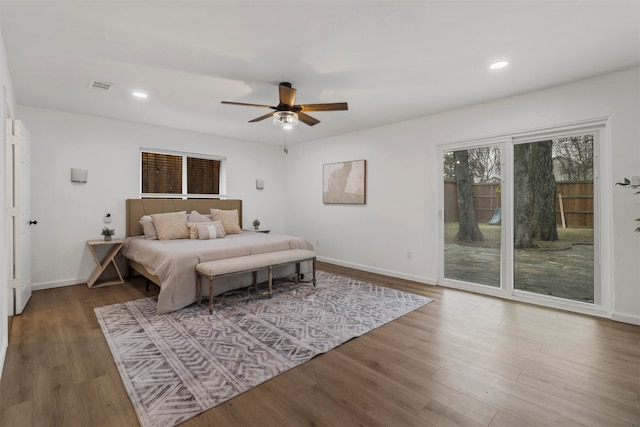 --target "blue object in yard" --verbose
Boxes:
[489,207,501,225]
